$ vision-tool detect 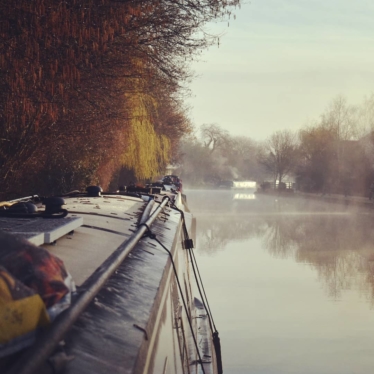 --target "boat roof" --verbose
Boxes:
[59,195,186,374]
[0,191,215,374]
